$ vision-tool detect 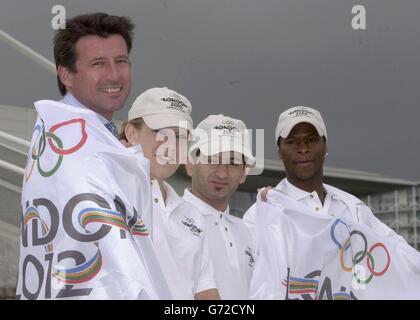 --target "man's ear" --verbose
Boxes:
[57,65,73,90]
[124,123,138,146]
[323,138,328,155]
[239,166,249,184]
[184,162,194,178]
[277,147,282,160]
[277,138,282,160]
